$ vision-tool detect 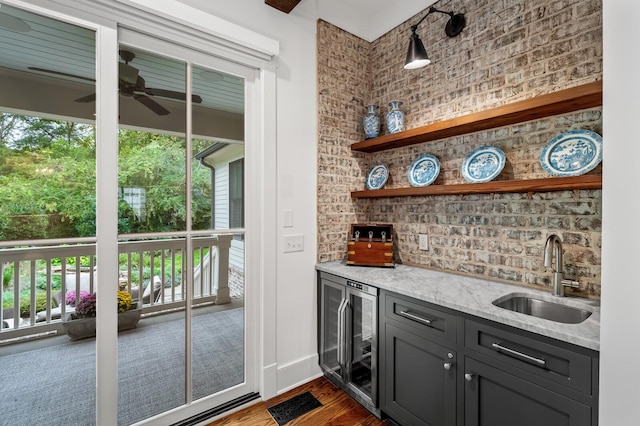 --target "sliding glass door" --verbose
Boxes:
[0,3,258,424]
[114,31,254,424]
[0,4,99,424]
